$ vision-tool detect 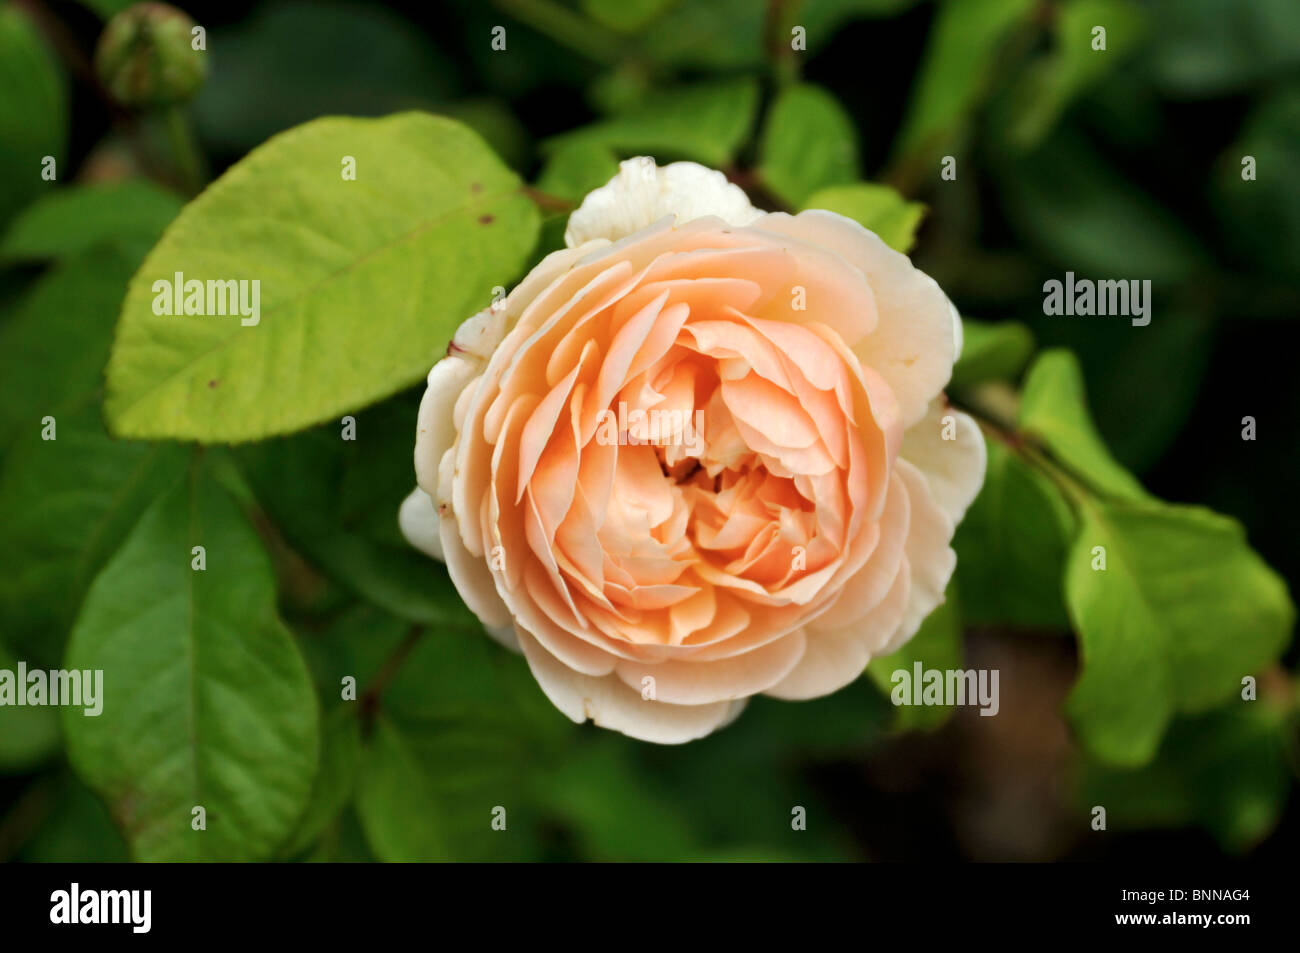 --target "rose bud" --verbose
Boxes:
[94,2,207,109]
